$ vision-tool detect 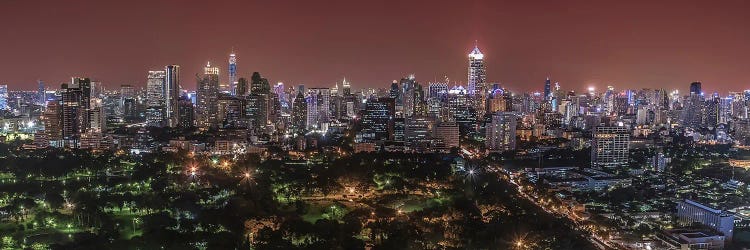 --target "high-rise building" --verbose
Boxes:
[485,112,516,152]
[196,62,220,129]
[42,100,63,145]
[228,51,237,95]
[467,44,486,96]
[246,72,271,132]
[467,43,487,119]
[60,77,93,146]
[177,95,194,128]
[291,88,307,134]
[342,78,351,96]
[236,77,248,96]
[0,85,8,111]
[401,75,417,117]
[37,80,45,106]
[146,70,166,126]
[359,97,394,142]
[165,65,181,127]
[544,77,552,101]
[306,88,331,131]
[690,81,702,95]
[591,125,630,168]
